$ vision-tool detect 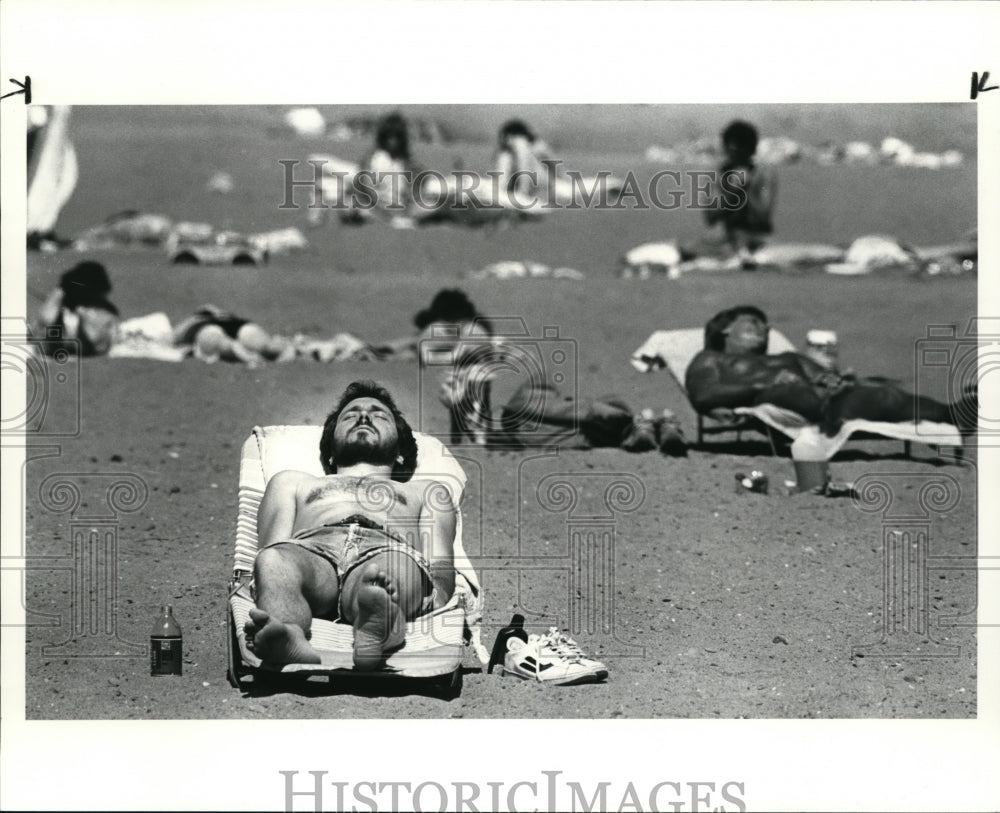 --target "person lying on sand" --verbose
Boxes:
[173,305,295,366]
[685,305,976,437]
[702,120,778,265]
[244,380,456,669]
